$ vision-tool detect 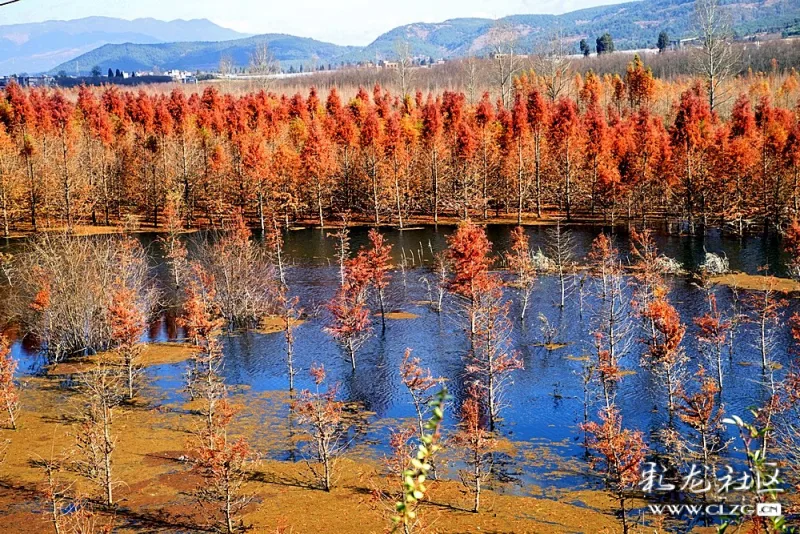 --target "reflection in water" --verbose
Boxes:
[8,224,799,494]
